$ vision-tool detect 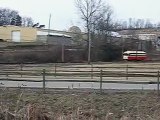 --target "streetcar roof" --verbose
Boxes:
[123,51,146,54]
